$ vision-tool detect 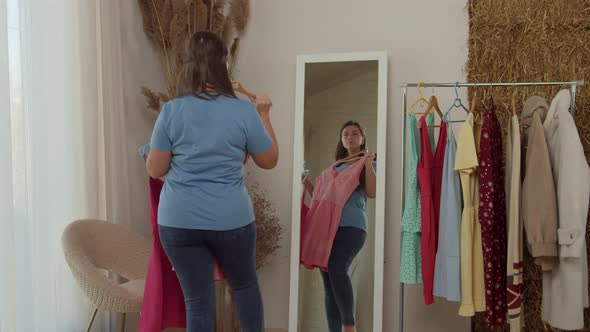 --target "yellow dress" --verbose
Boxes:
[454,113,486,316]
